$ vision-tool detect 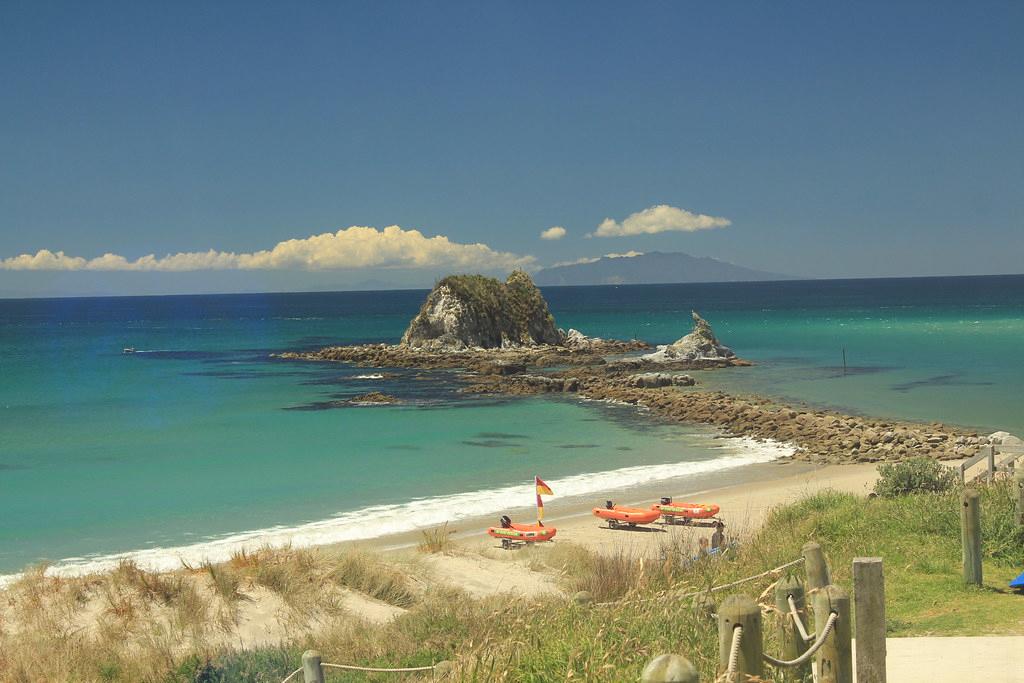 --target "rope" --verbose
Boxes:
[280,661,436,682]
[788,594,814,642]
[692,557,805,598]
[727,624,744,677]
[762,611,839,668]
[322,662,438,673]
[593,556,805,607]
